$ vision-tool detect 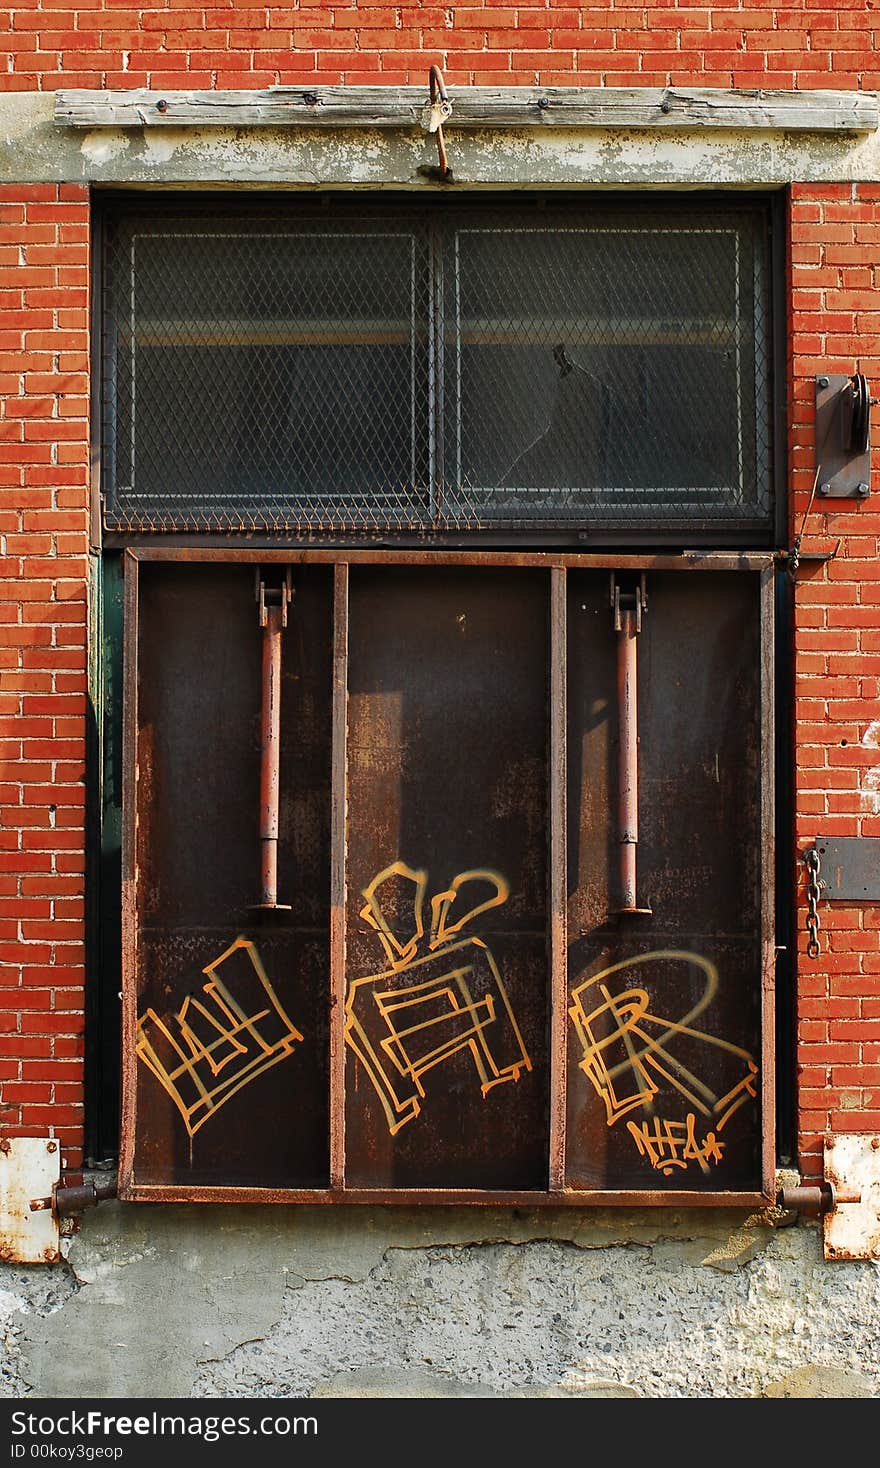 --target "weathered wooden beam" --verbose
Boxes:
[54,85,879,133]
